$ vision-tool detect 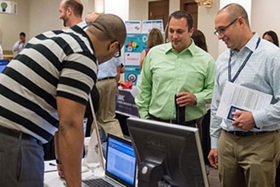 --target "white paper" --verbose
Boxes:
[83,129,103,166]
[44,160,58,173]
[216,82,272,120]
[142,20,164,33]
[124,52,141,66]
[125,20,141,33]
